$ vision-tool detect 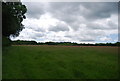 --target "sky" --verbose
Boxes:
[11,1,118,43]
